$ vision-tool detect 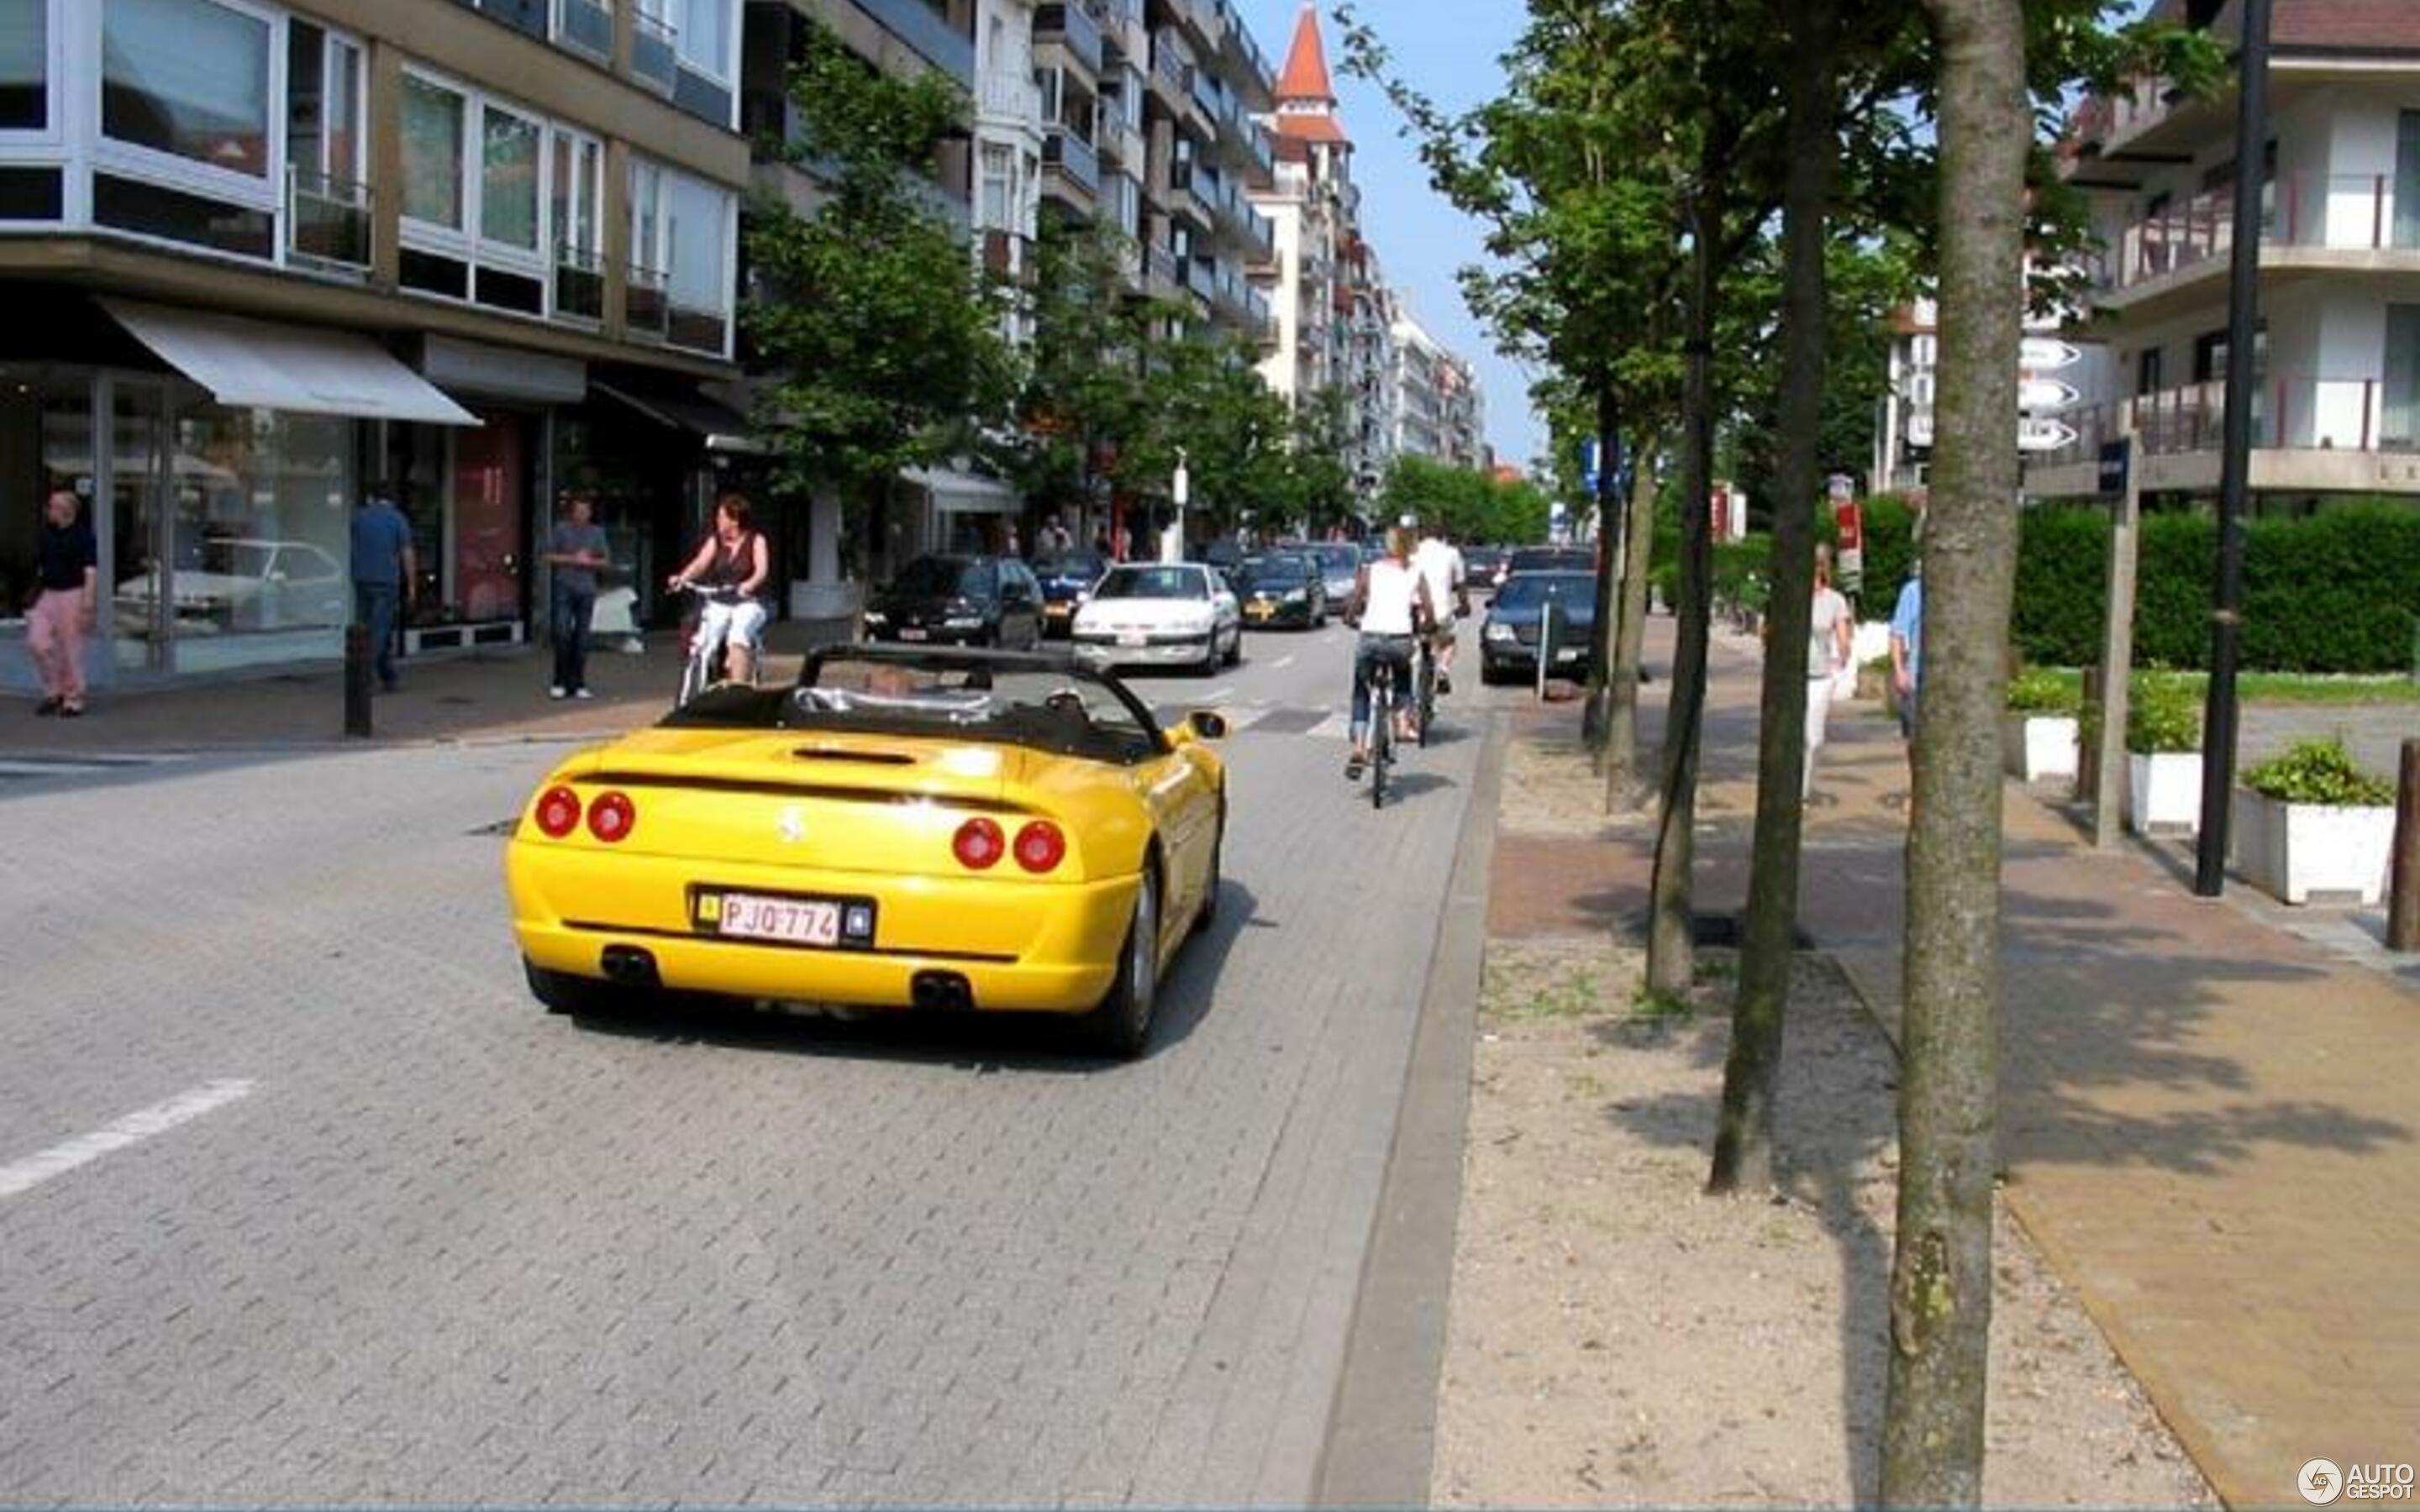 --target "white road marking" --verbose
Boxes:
[0,1080,255,1200]
[1307,712,1353,742]
[1204,685,1235,702]
[1273,656,1296,669]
